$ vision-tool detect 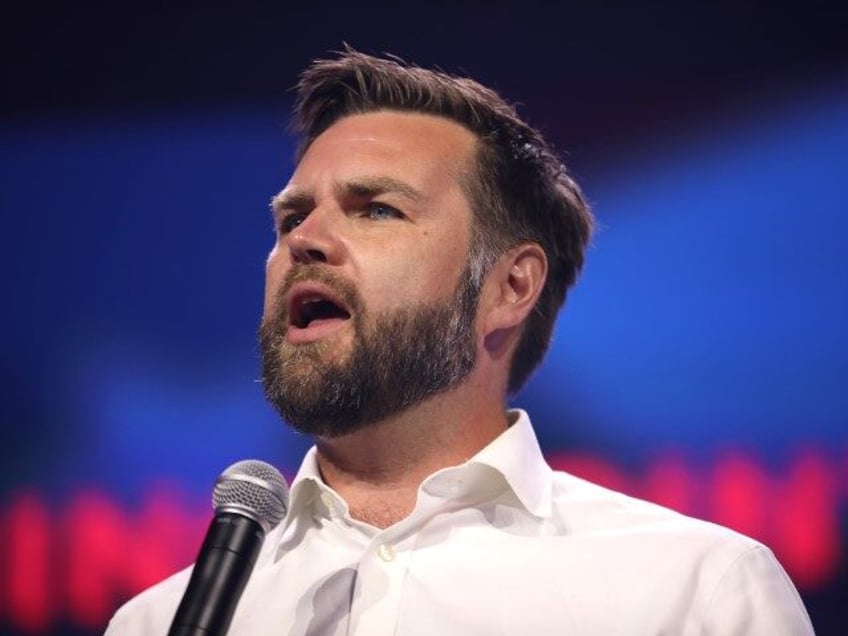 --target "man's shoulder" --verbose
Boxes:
[548,468,762,554]
[540,469,813,633]
[104,565,192,635]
